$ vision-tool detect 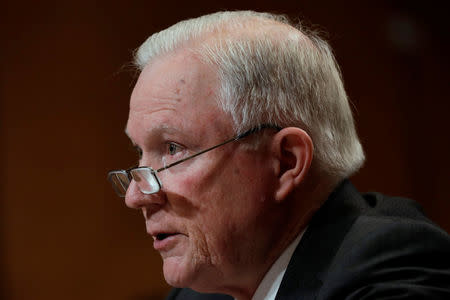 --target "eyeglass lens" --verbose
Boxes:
[108,168,162,197]
[108,171,130,197]
[130,168,161,195]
